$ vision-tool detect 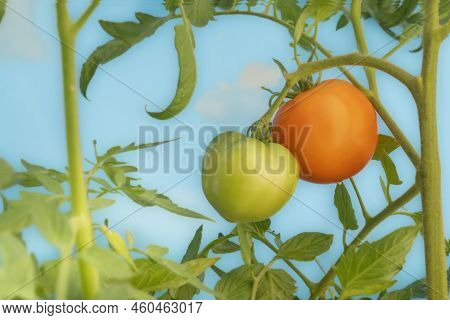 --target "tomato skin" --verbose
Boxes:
[272,79,378,184]
[202,131,299,223]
